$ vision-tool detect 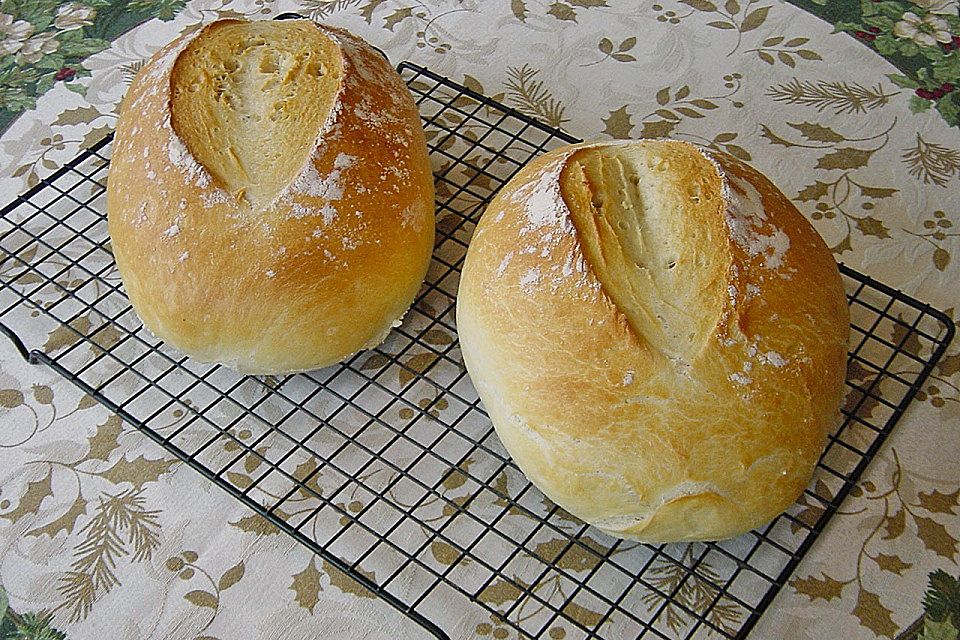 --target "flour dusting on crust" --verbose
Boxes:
[719,168,791,271]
